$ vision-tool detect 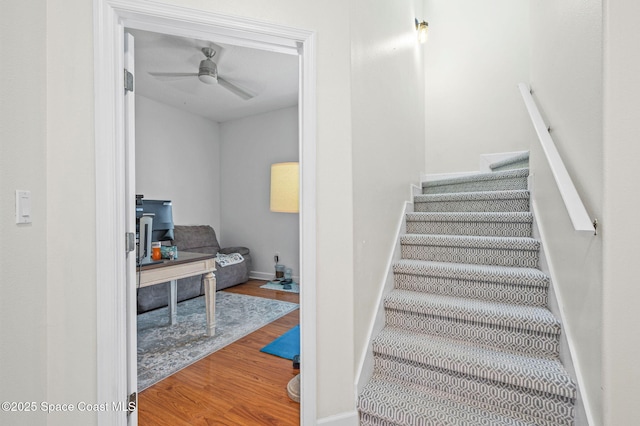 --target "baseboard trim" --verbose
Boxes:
[250,271,275,281]
[317,410,359,426]
[249,271,300,282]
